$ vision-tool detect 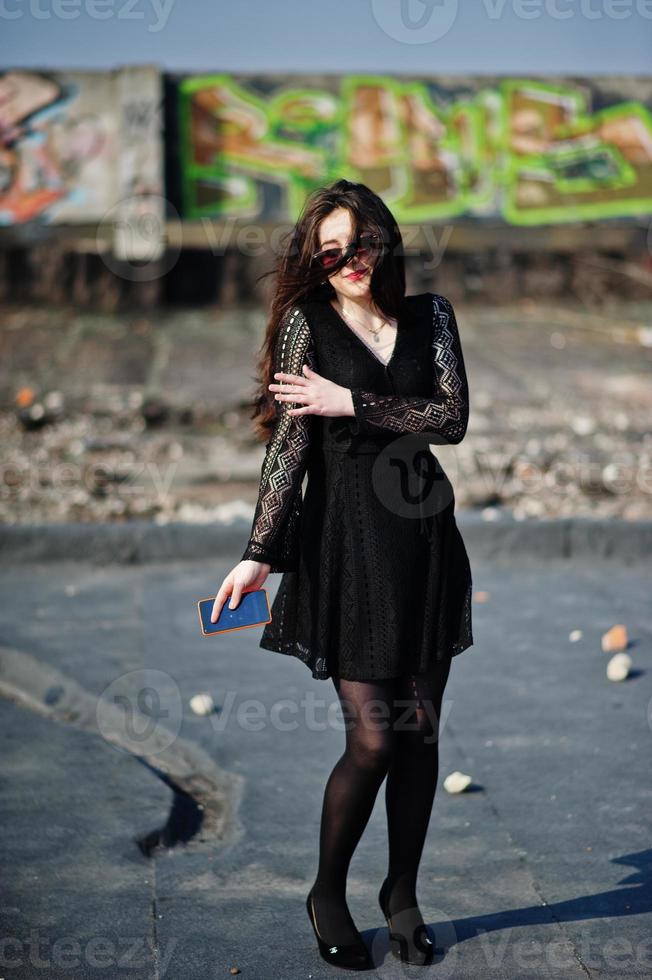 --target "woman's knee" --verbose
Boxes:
[346,723,395,774]
[335,680,396,773]
[349,739,394,775]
